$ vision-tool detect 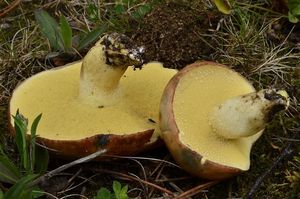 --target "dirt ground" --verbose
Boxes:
[131,3,220,69]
